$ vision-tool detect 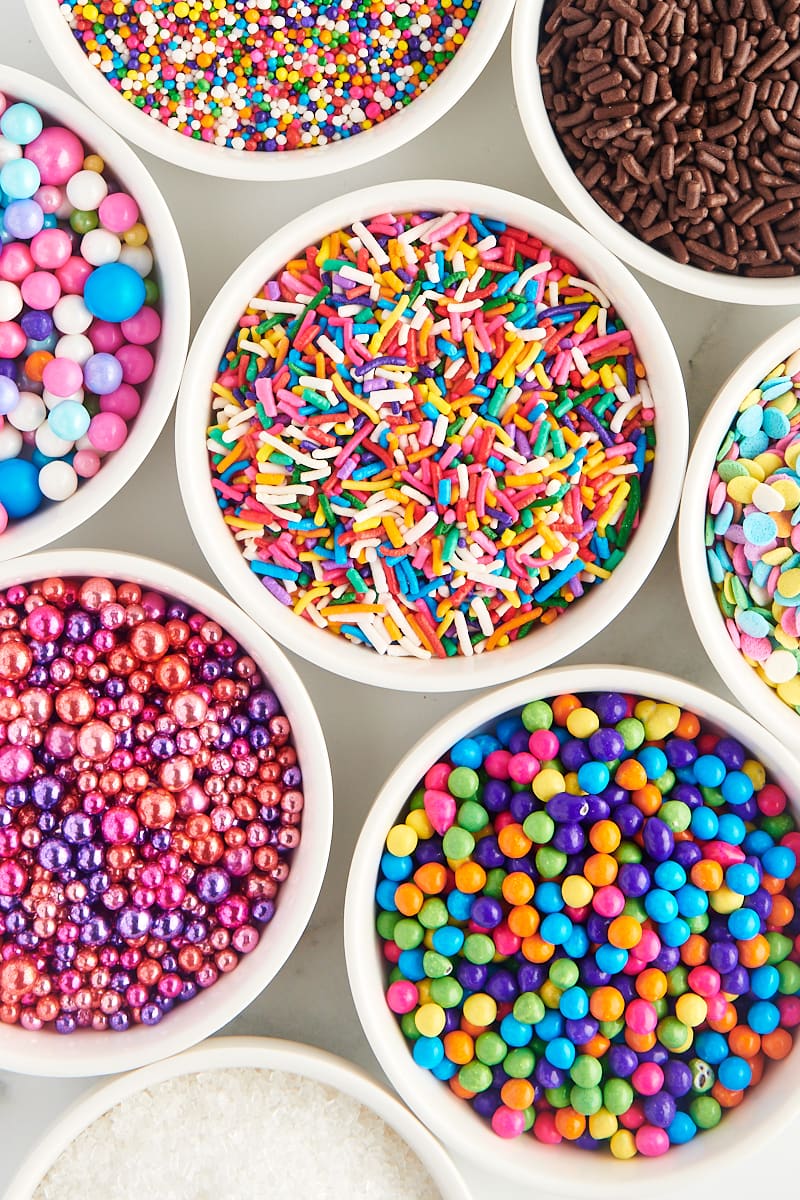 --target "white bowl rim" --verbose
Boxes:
[176,177,688,693]
[3,1035,471,1200]
[344,662,800,1196]
[511,0,800,306]
[0,549,333,1078]
[0,65,191,562]
[678,314,800,747]
[23,0,515,182]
